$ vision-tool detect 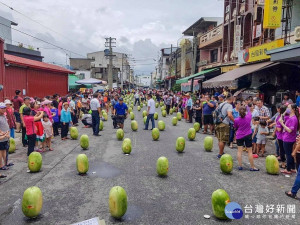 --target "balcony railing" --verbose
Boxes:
[199,24,223,48]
